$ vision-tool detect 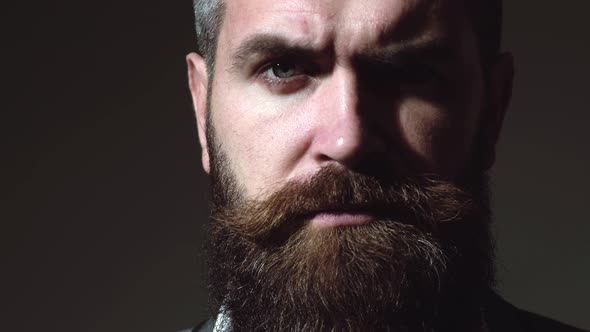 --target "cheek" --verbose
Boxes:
[396,97,479,175]
[210,80,314,198]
